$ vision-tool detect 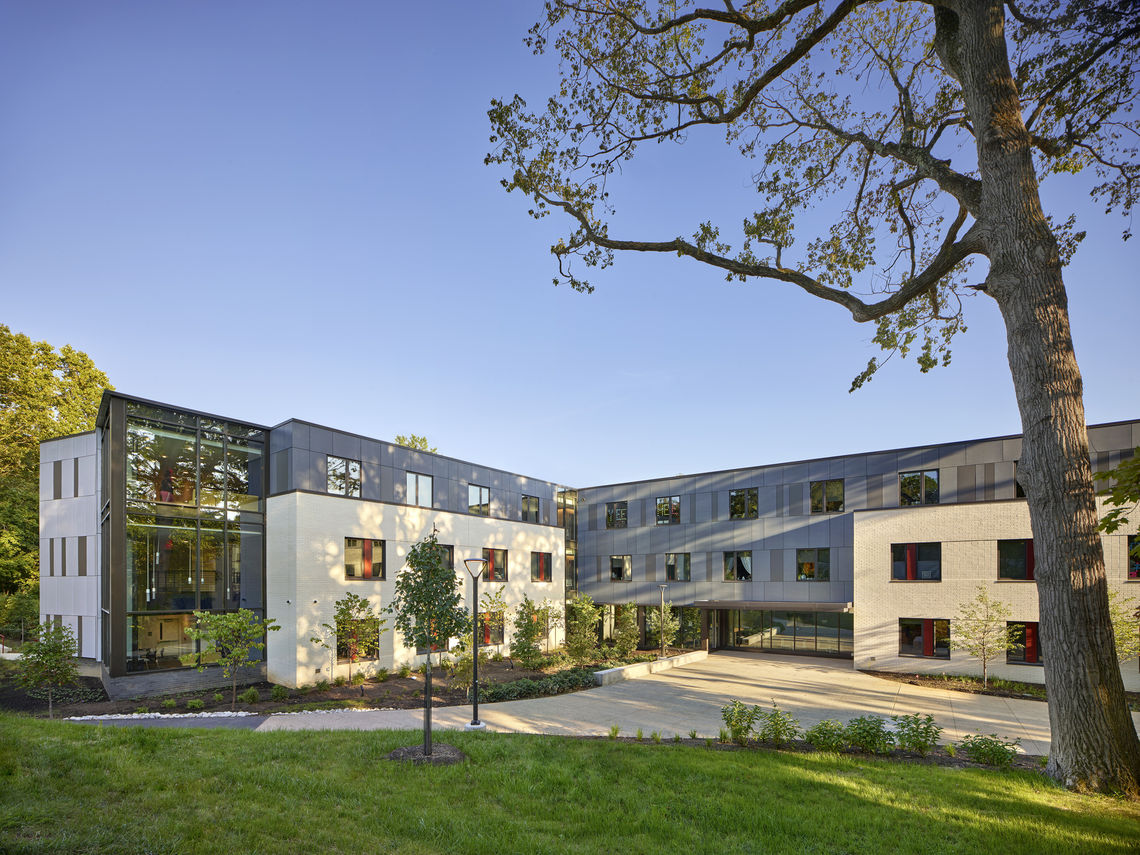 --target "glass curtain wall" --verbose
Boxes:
[121,402,266,672]
[726,609,853,657]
